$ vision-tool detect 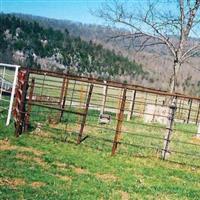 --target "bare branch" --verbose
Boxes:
[182,46,200,62]
[184,0,200,38]
[95,0,200,93]
[182,43,200,59]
